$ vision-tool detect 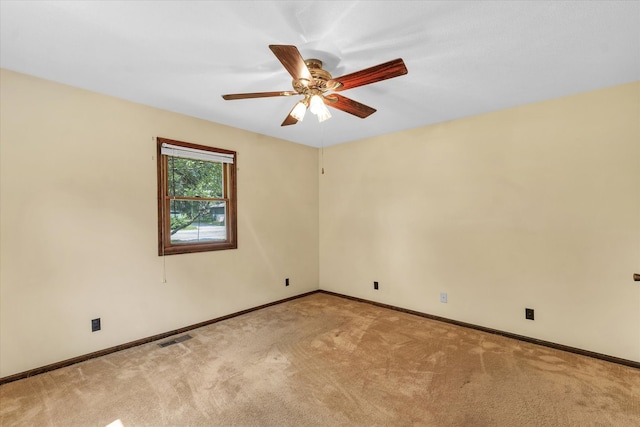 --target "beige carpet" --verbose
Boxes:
[1,293,639,426]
